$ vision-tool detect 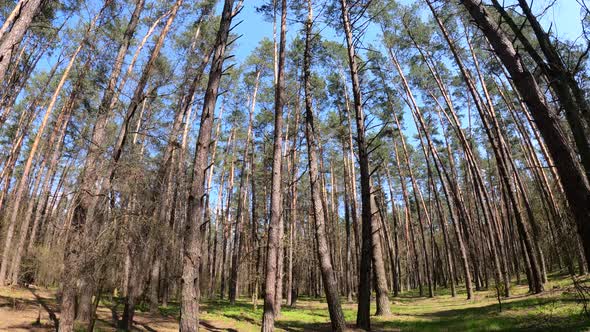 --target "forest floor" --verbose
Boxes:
[0,273,589,331]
